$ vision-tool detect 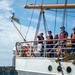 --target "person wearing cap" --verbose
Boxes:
[59,26,68,53]
[60,26,68,40]
[46,31,53,57]
[71,27,75,52]
[46,31,53,45]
